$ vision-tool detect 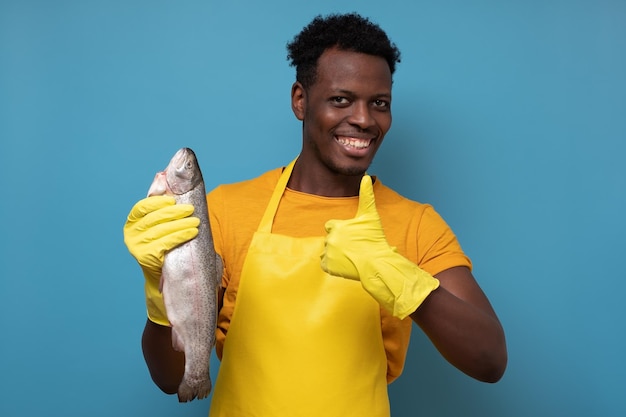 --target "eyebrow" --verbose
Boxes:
[333,88,392,99]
